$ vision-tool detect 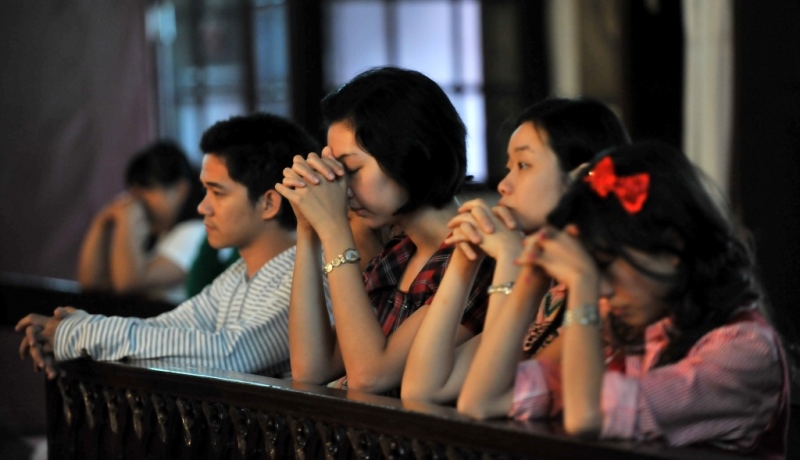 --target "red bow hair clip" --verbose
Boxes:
[583,156,650,214]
